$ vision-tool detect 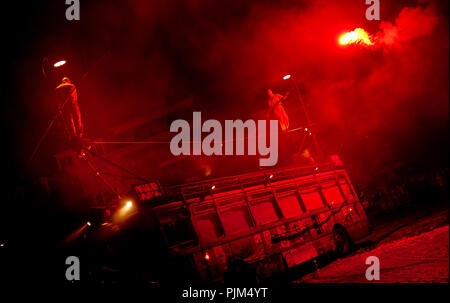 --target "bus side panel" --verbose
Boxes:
[282,244,318,268]
[345,202,371,241]
[327,201,370,242]
[193,244,231,282]
[254,254,286,280]
[229,234,266,262]
[313,234,335,255]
